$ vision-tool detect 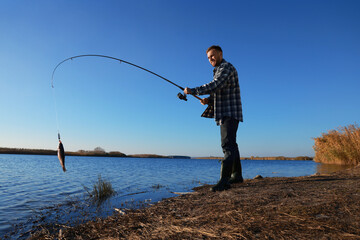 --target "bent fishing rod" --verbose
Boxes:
[51,54,201,101]
[51,54,202,171]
